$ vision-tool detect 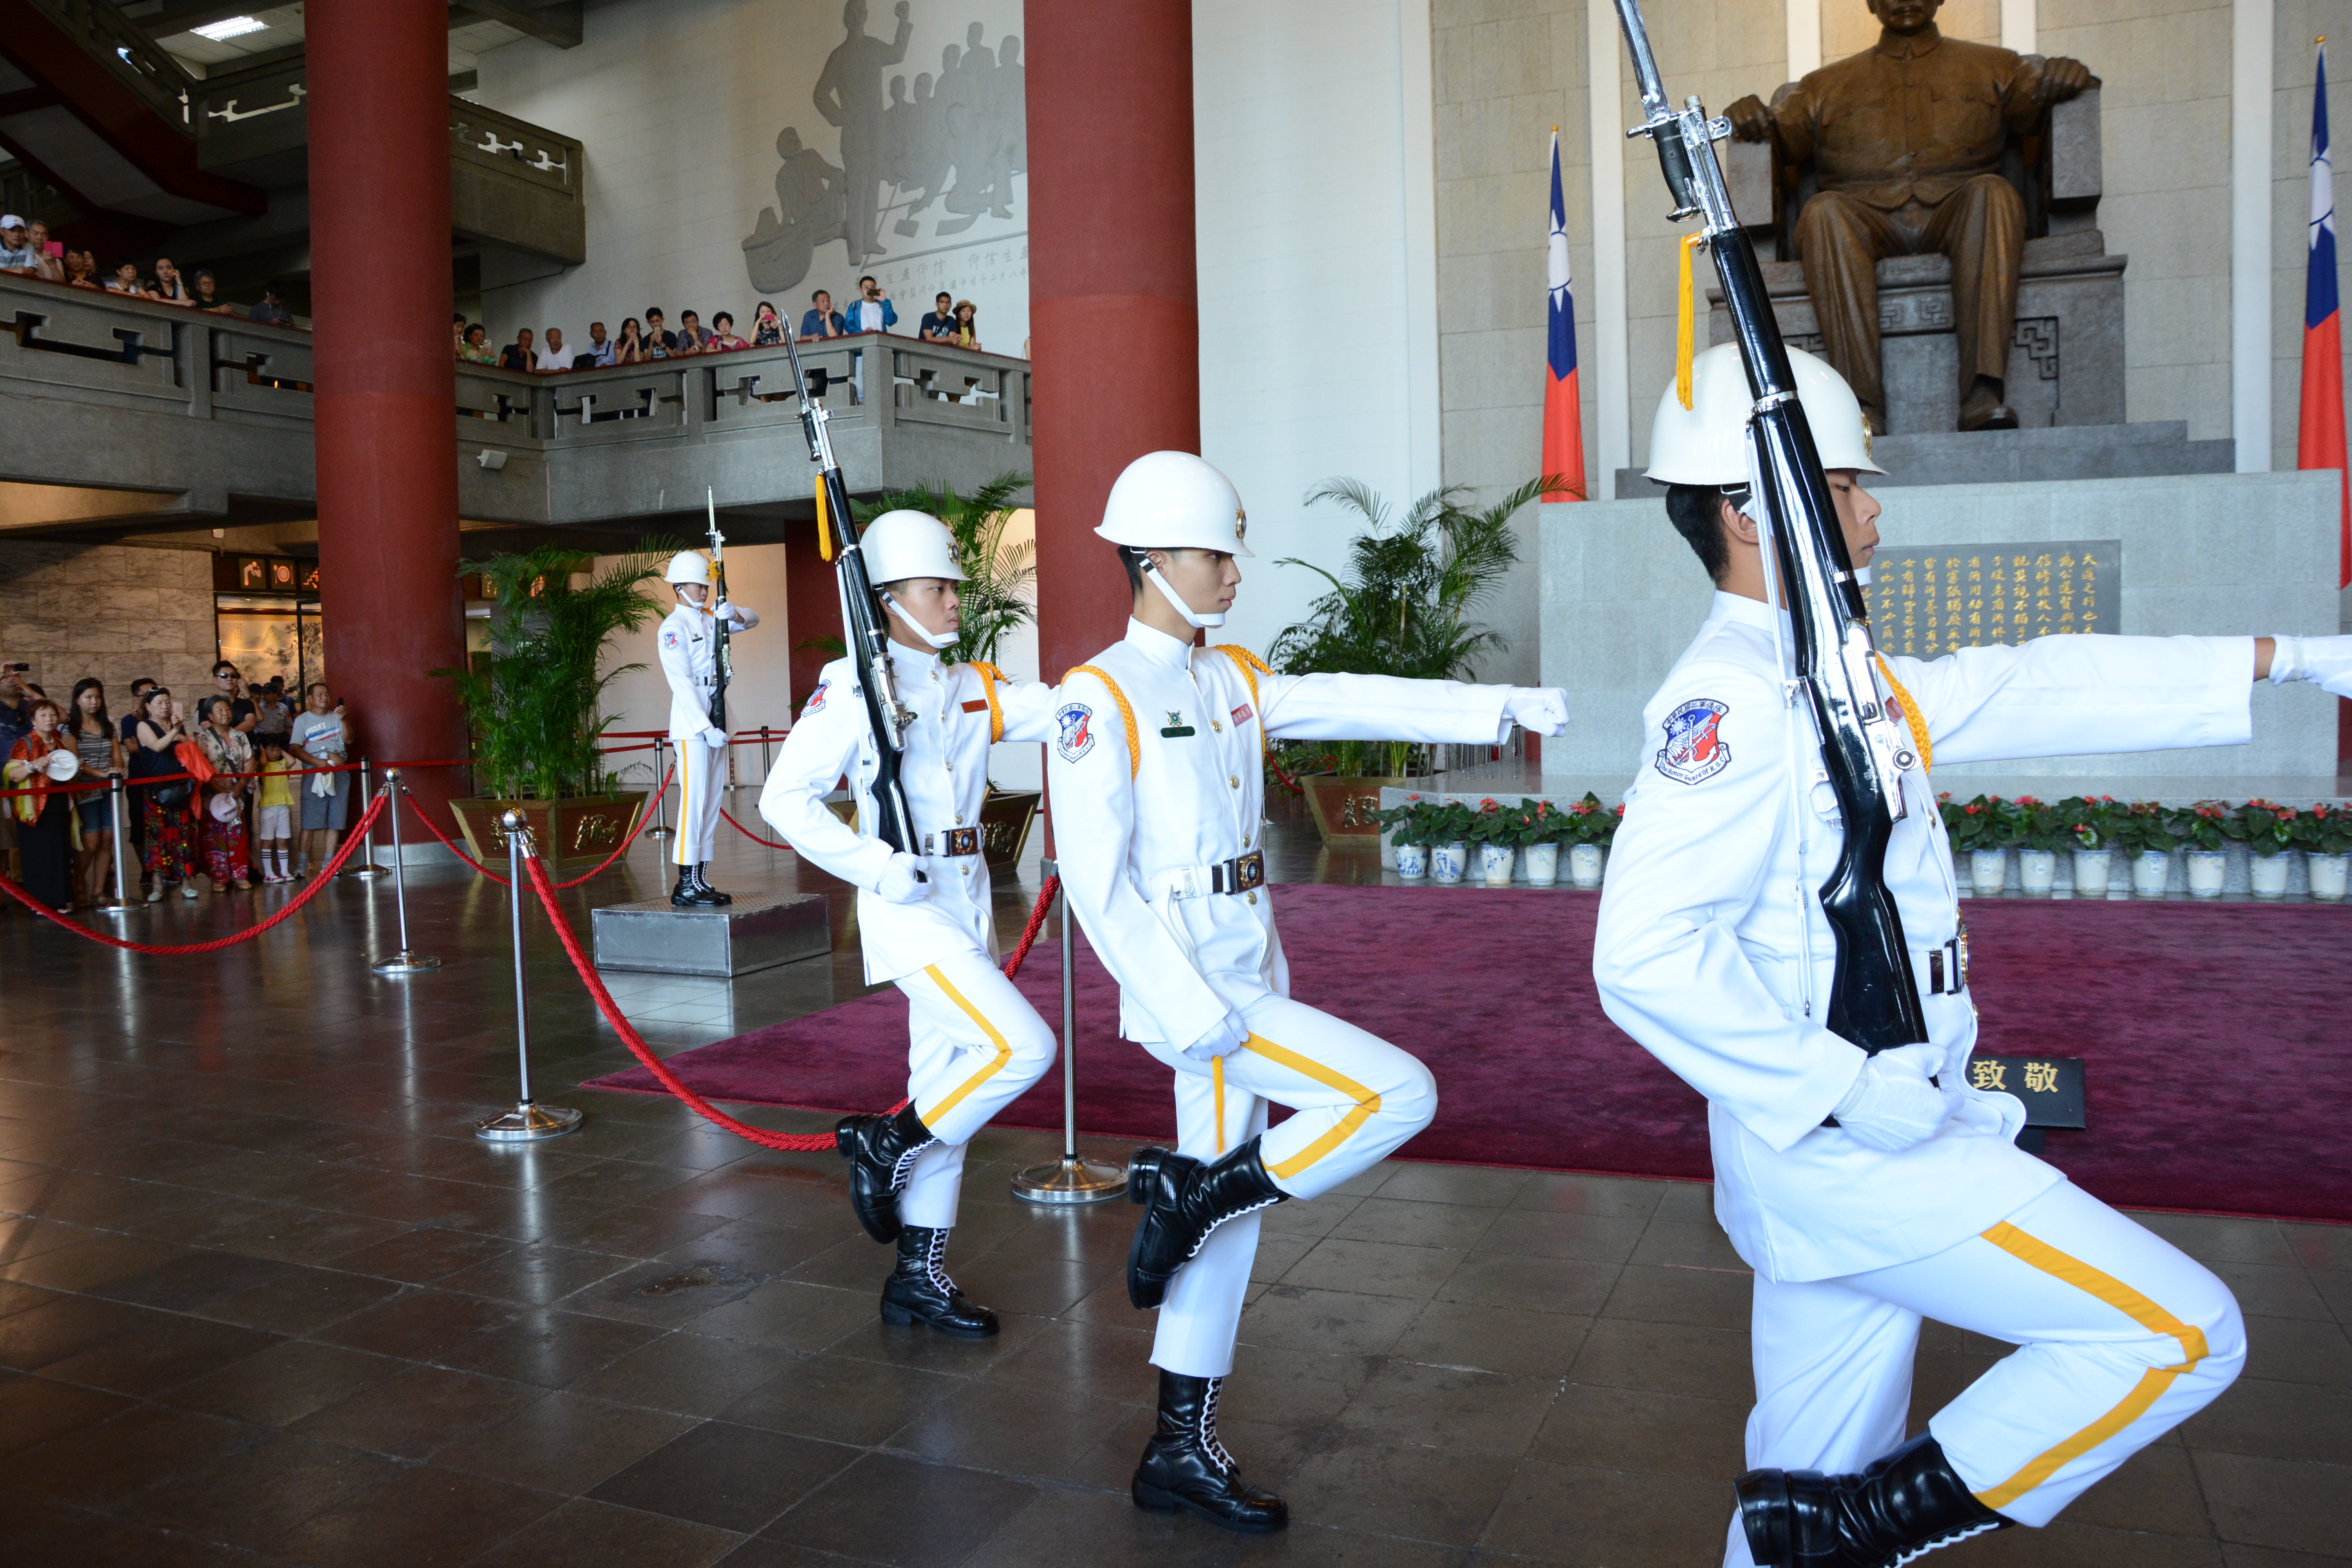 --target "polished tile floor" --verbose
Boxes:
[1,792,2346,1567]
